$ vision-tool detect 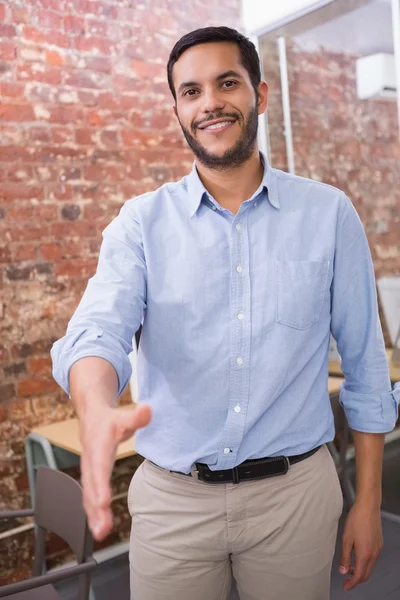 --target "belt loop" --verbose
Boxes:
[232,466,240,484]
